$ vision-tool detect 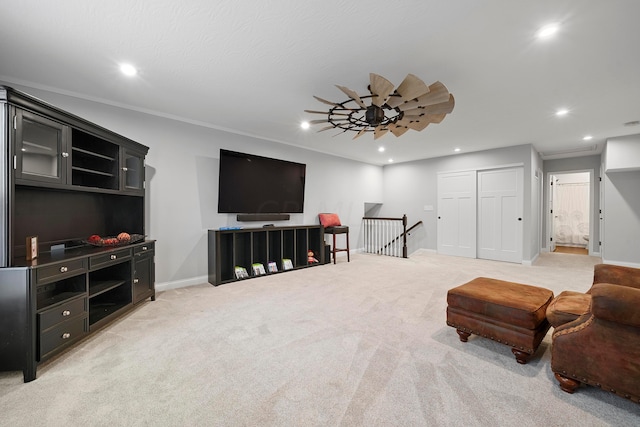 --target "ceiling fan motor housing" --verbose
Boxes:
[365,105,385,126]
